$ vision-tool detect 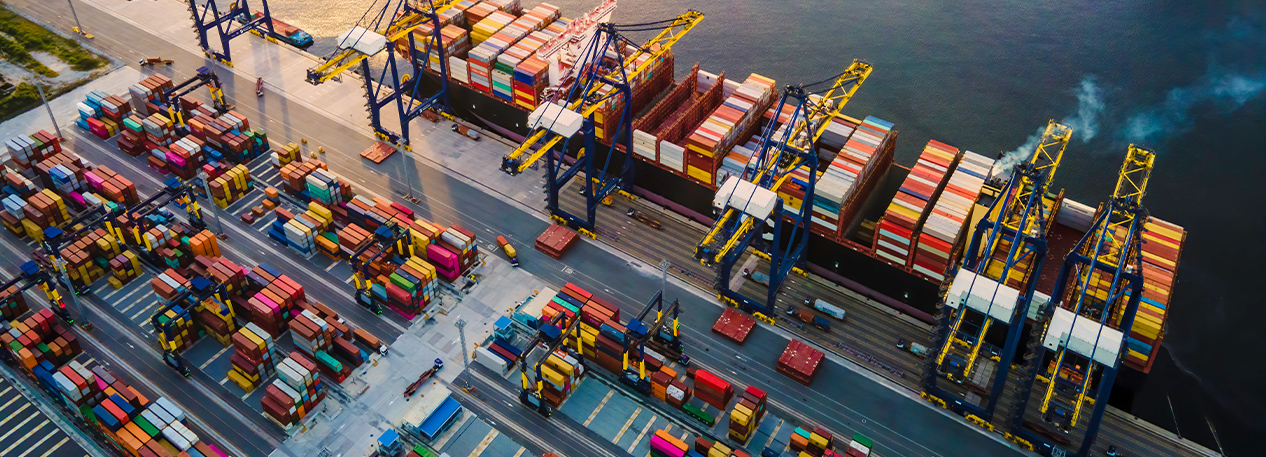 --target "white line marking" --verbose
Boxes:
[200,346,232,370]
